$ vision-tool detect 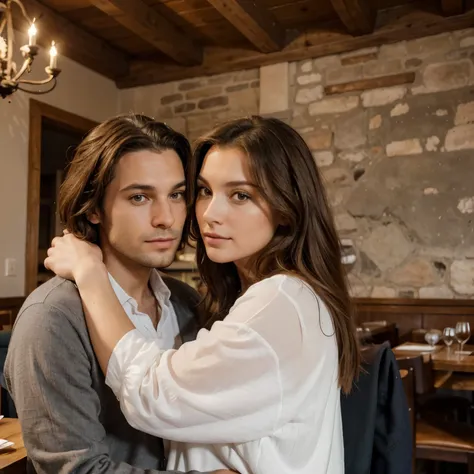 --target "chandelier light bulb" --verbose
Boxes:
[28,19,36,46]
[49,41,57,69]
